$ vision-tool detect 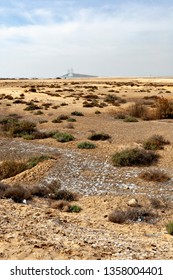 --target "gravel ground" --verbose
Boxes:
[1,139,173,200]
